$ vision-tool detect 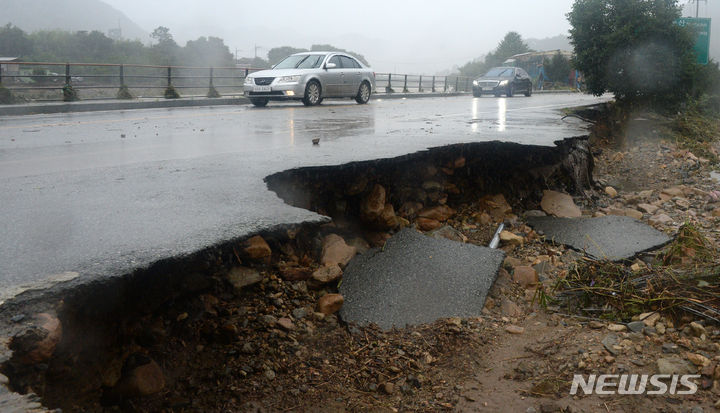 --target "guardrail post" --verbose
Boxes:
[443,76,447,92]
[431,76,435,93]
[465,78,469,92]
[119,64,125,86]
[403,74,408,93]
[385,73,393,93]
[455,76,459,92]
[0,63,3,85]
[62,63,78,101]
[164,66,180,99]
[245,68,249,77]
[418,75,423,92]
[207,67,220,98]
